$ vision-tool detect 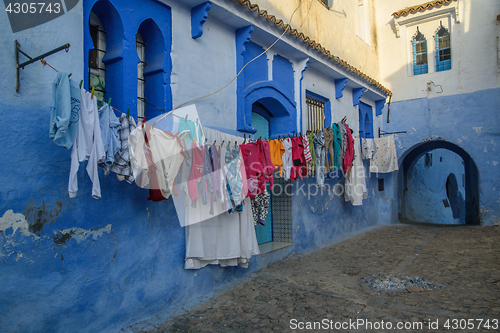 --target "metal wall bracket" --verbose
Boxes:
[379,127,407,137]
[15,40,70,92]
